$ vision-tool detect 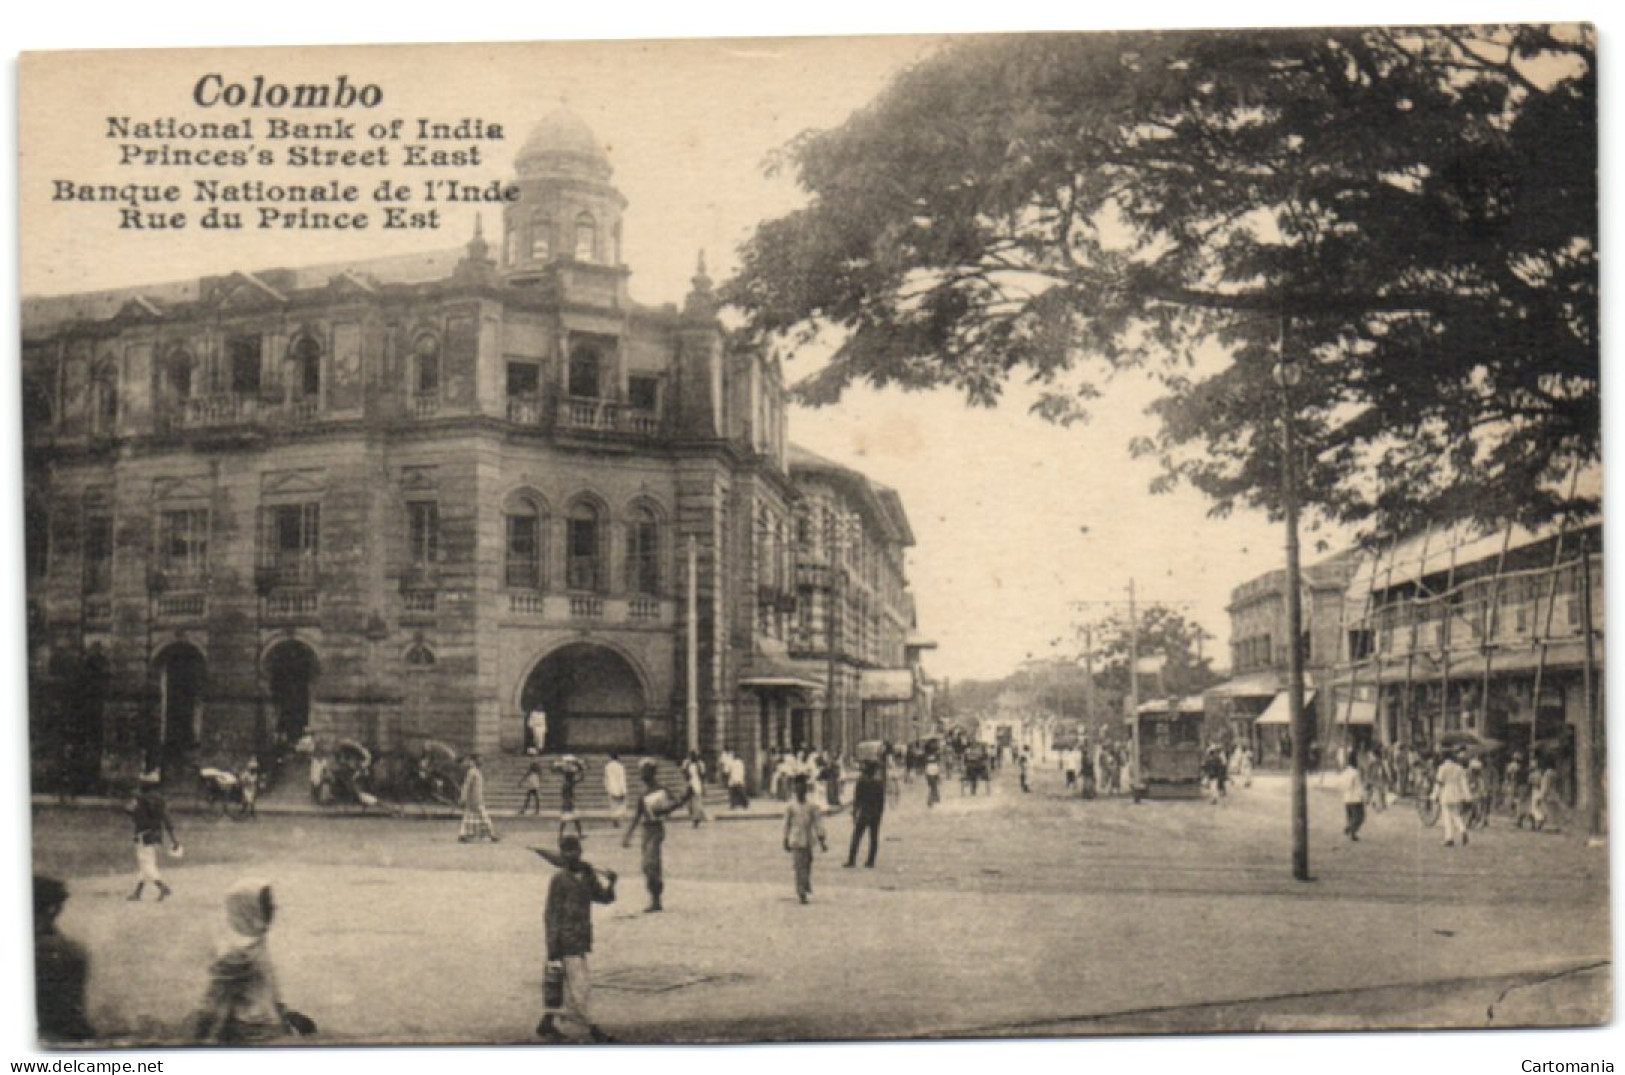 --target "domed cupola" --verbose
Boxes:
[515,108,614,182]
[502,106,629,298]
